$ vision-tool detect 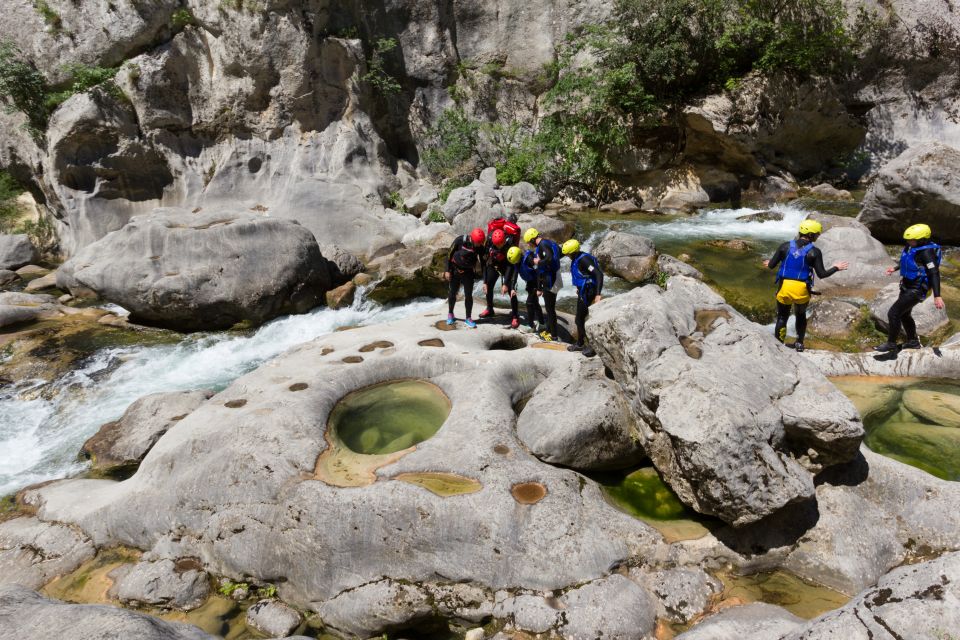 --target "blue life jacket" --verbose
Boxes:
[539,239,562,289]
[777,240,814,284]
[900,243,941,287]
[571,252,600,300]
[518,250,538,283]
